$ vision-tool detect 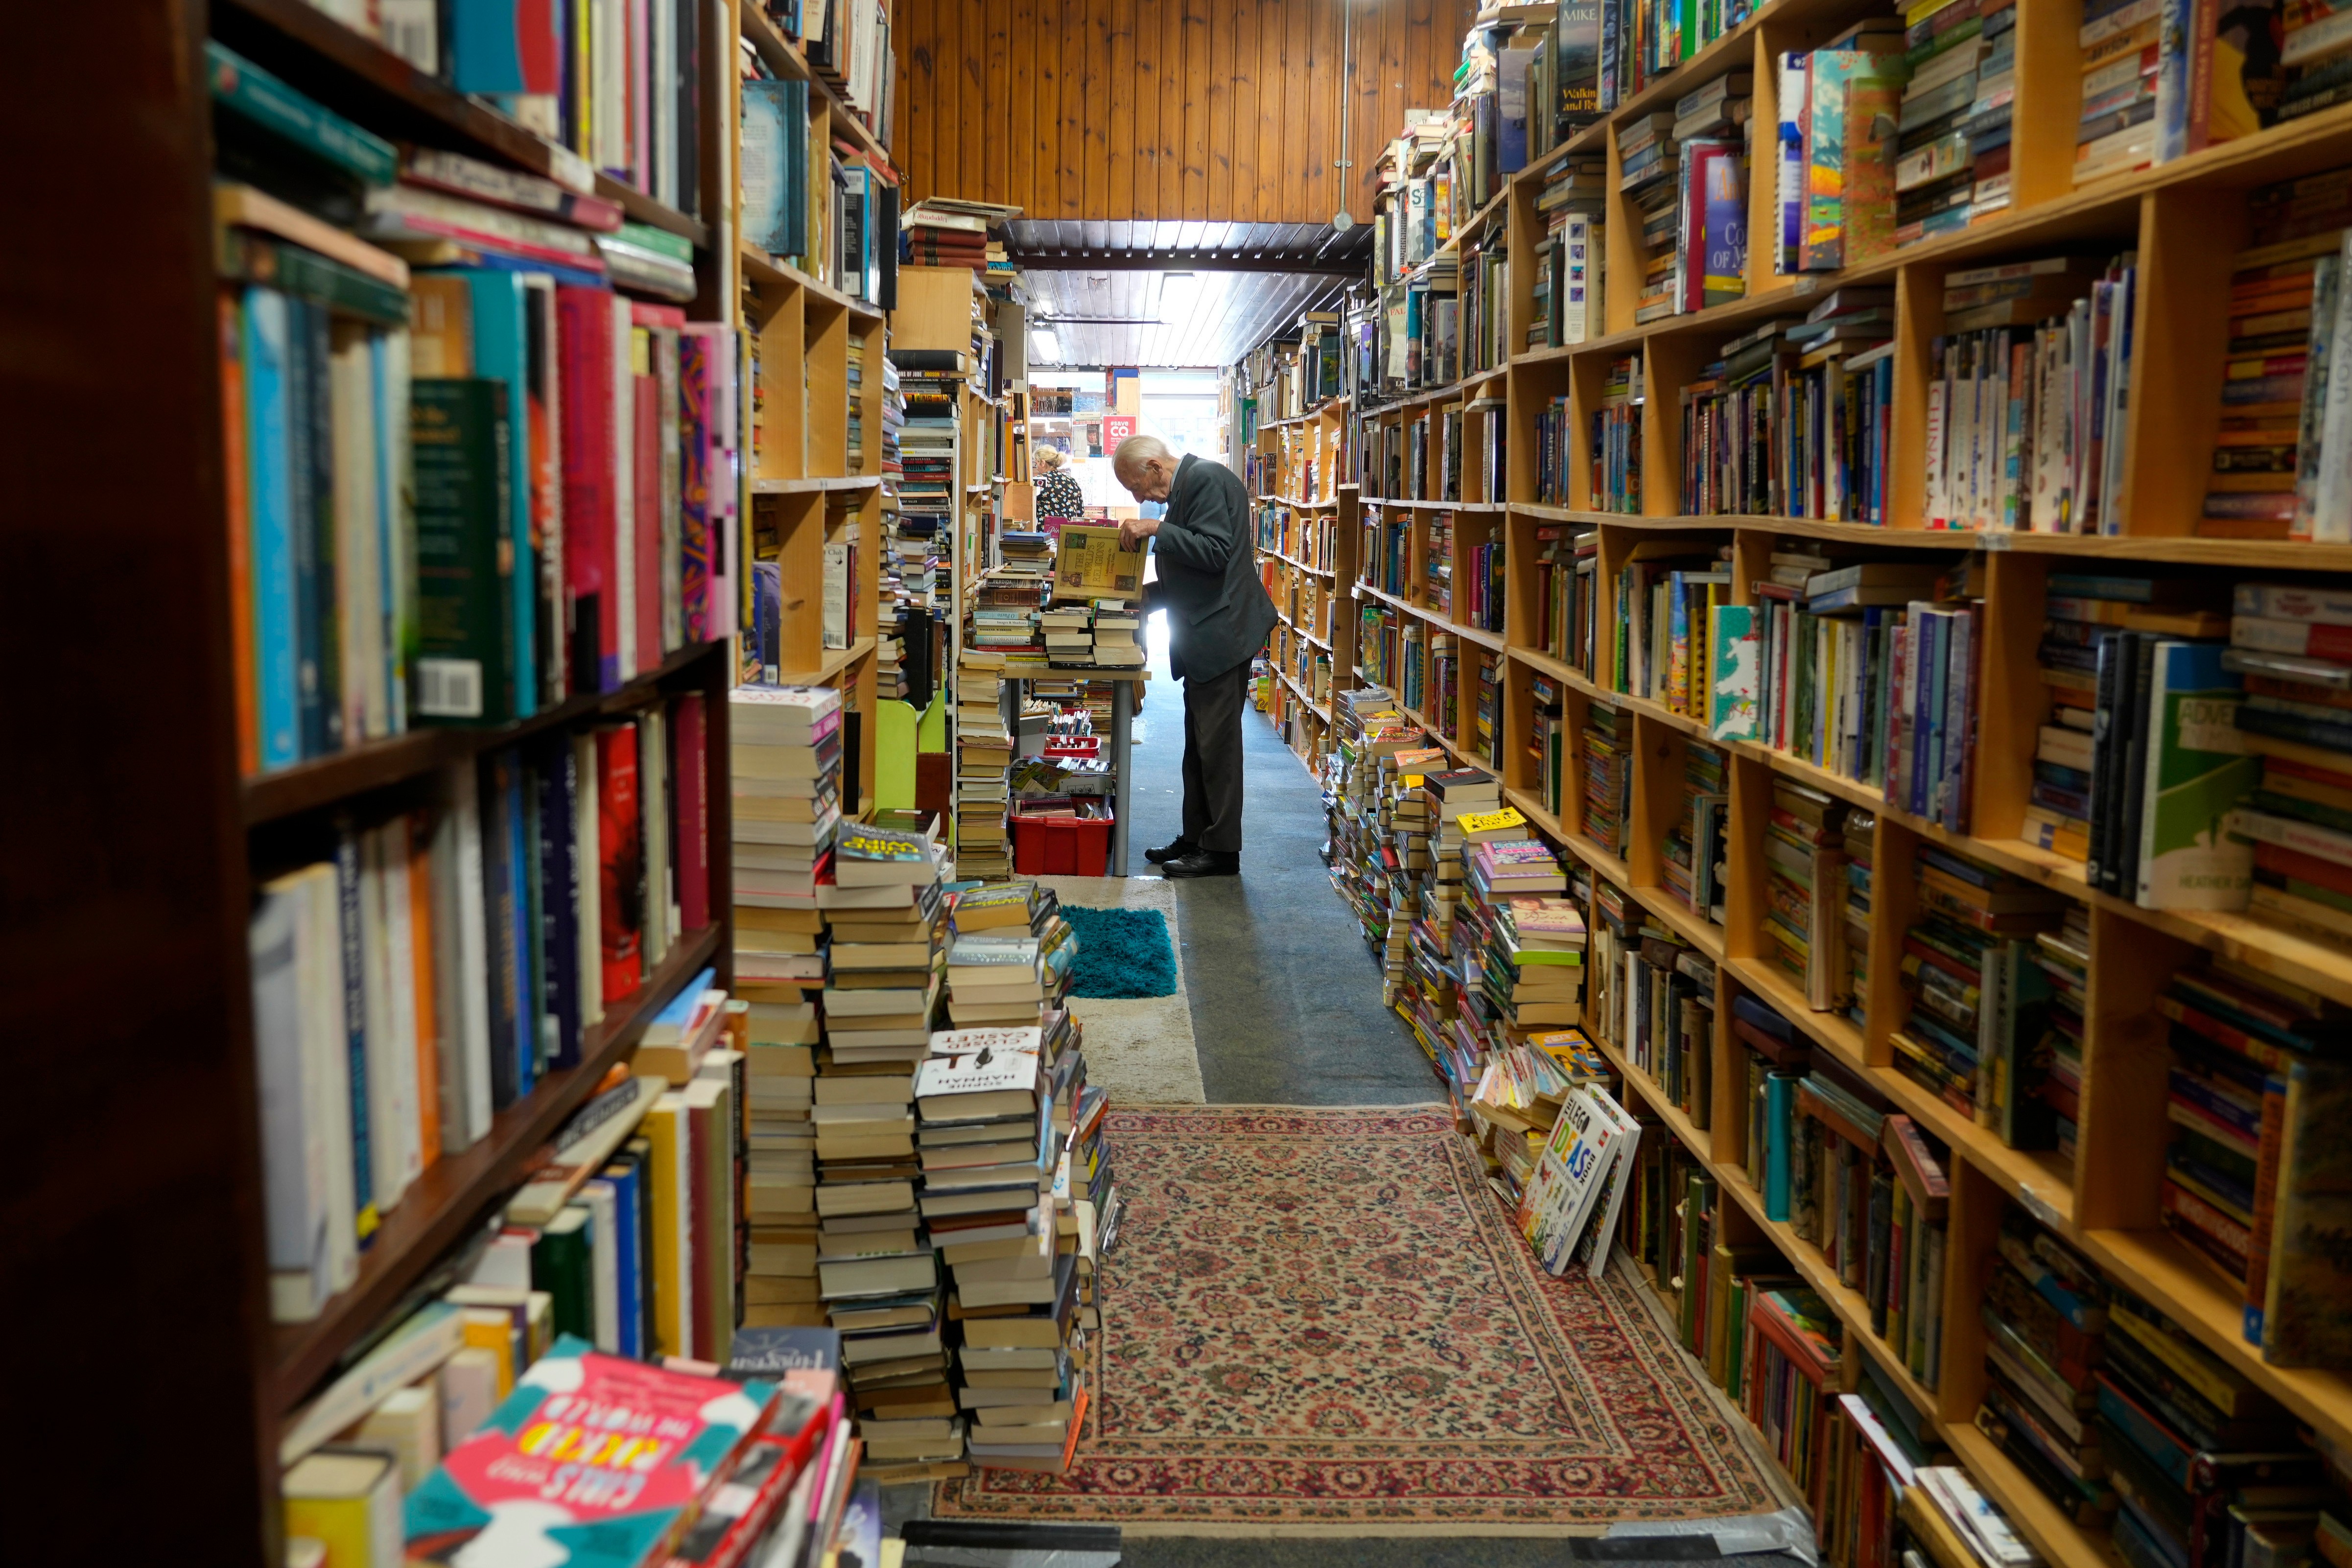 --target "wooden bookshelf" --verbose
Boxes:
[1249,391,1361,762]
[10,0,895,1553]
[733,0,892,799]
[1231,7,2352,1554]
